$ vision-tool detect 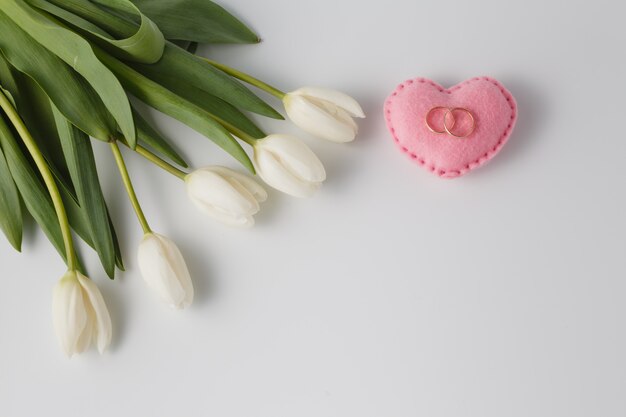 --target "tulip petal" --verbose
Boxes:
[260,135,326,183]
[193,203,255,227]
[186,168,261,228]
[138,234,187,308]
[187,169,259,216]
[190,200,256,228]
[73,301,95,355]
[255,145,320,198]
[157,235,194,309]
[52,272,88,357]
[138,233,194,309]
[76,273,112,354]
[285,95,358,143]
[209,166,268,203]
[293,87,365,118]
